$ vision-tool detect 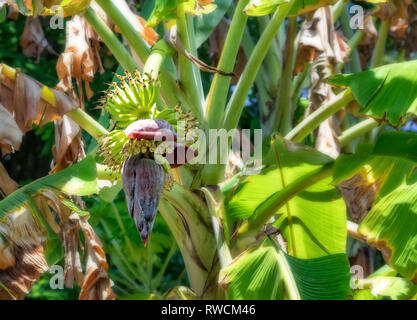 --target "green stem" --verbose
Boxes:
[258,15,281,94]
[338,118,379,146]
[241,27,272,117]
[143,40,174,80]
[332,0,349,22]
[83,8,138,72]
[222,1,296,132]
[176,4,204,116]
[291,62,310,103]
[339,9,362,73]
[67,109,108,139]
[367,19,389,143]
[158,198,214,297]
[371,20,389,68]
[206,0,250,129]
[276,16,298,135]
[285,89,353,143]
[202,2,296,185]
[237,163,334,238]
[201,188,232,270]
[94,0,149,63]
